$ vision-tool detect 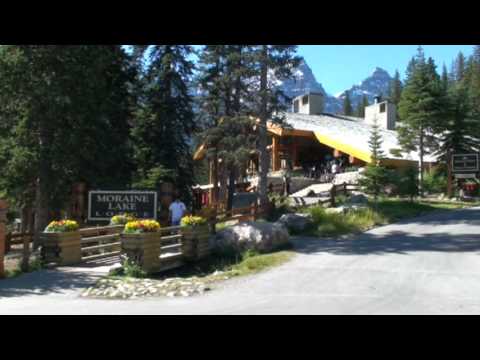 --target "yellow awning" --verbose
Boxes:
[314,132,372,163]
